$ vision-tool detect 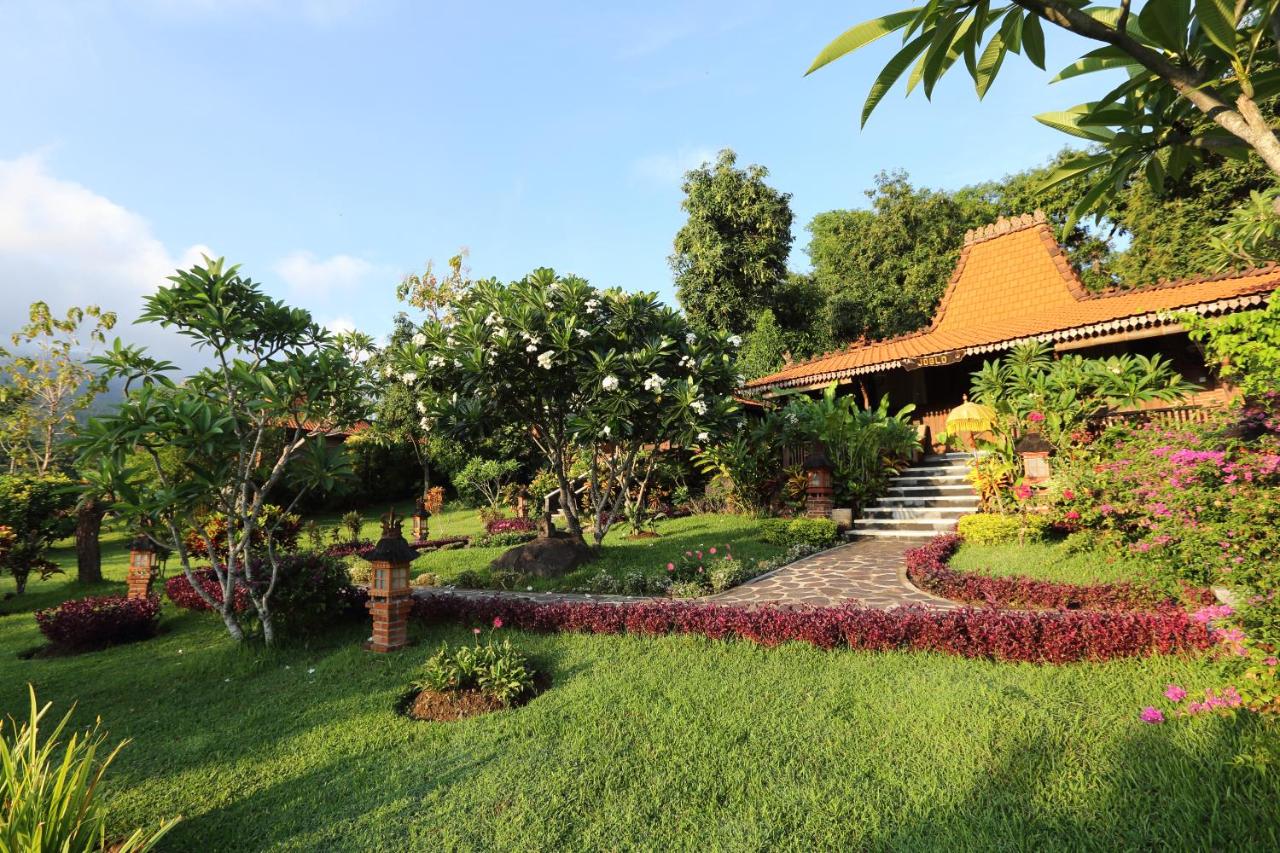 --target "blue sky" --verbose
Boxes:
[0,0,1111,359]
